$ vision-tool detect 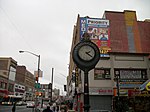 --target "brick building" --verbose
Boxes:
[0,57,17,99]
[16,66,35,101]
[0,58,35,102]
[67,10,150,111]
